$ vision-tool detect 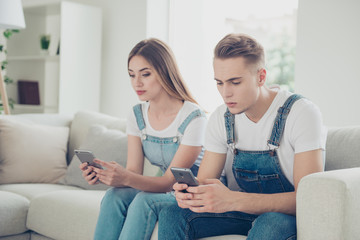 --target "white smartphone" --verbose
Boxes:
[74,150,103,169]
[170,167,199,187]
